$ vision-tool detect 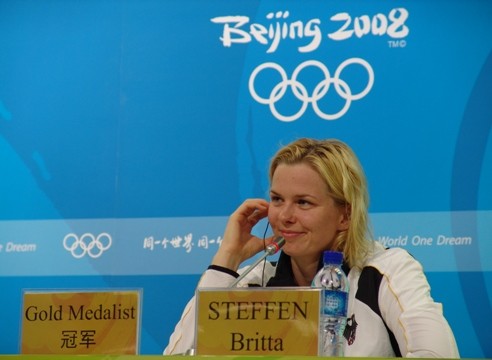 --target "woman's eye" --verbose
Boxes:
[270,196,282,203]
[297,199,311,206]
